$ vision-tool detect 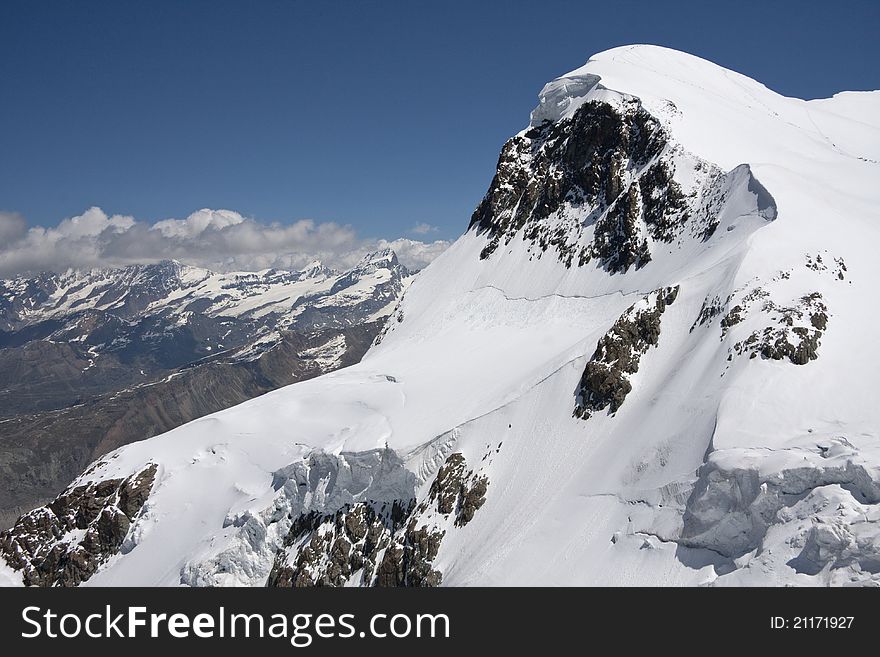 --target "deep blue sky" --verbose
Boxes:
[2,0,878,241]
